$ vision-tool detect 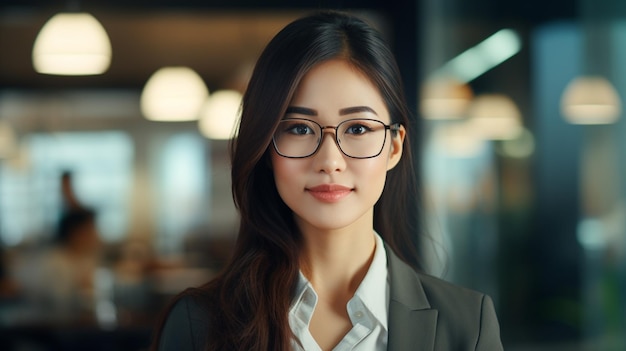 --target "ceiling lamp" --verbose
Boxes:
[141,67,209,122]
[420,77,473,120]
[32,12,112,75]
[198,90,242,139]
[560,76,621,125]
[433,122,485,158]
[468,94,523,140]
